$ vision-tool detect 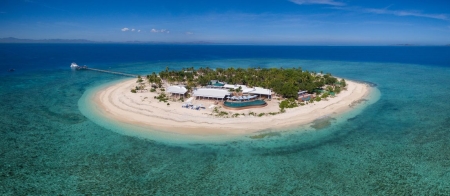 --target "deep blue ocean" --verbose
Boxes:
[1,44,450,194]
